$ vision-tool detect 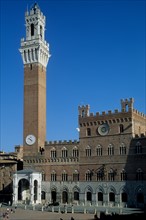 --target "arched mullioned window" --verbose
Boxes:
[73,170,79,181]
[121,169,127,181]
[85,145,91,157]
[50,147,57,158]
[31,23,34,36]
[86,128,91,136]
[136,168,143,181]
[136,142,142,154]
[72,146,79,157]
[96,145,102,156]
[61,147,68,158]
[51,170,57,181]
[108,144,114,155]
[85,170,92,181]
[62,170,68,181]
[97,170,104,181]
[120,143,126,155]
[108,169,115,181]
